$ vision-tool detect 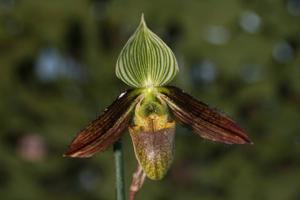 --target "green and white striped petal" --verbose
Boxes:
[116,14,179,88]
